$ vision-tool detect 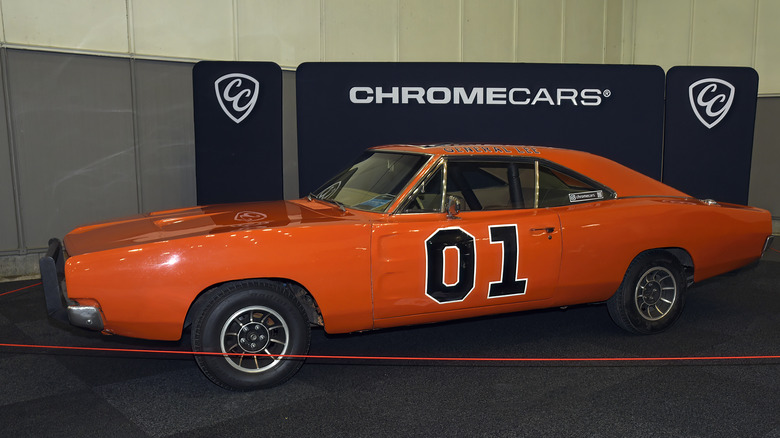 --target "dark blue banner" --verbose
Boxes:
[296,62,666,196]
[193,61,283,205]
[662,66,759,205]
